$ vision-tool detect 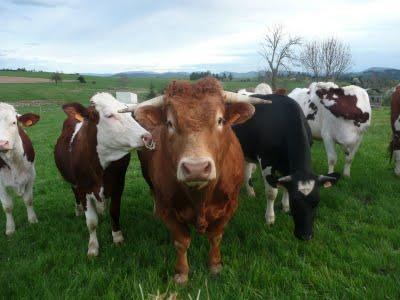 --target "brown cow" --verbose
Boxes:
[120,78,269,283]
[54,93,154,257]
[390,85,400,175]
